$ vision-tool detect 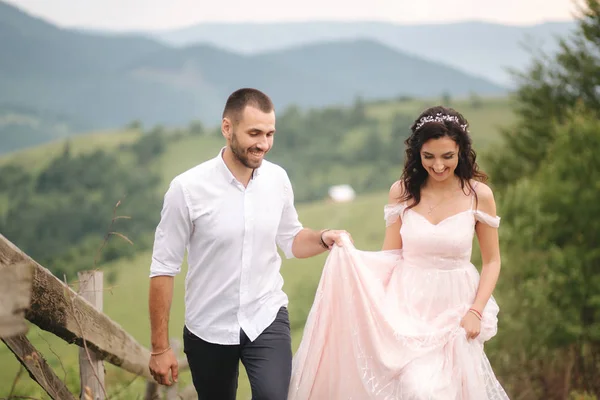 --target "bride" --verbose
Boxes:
[288,106,510,399]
